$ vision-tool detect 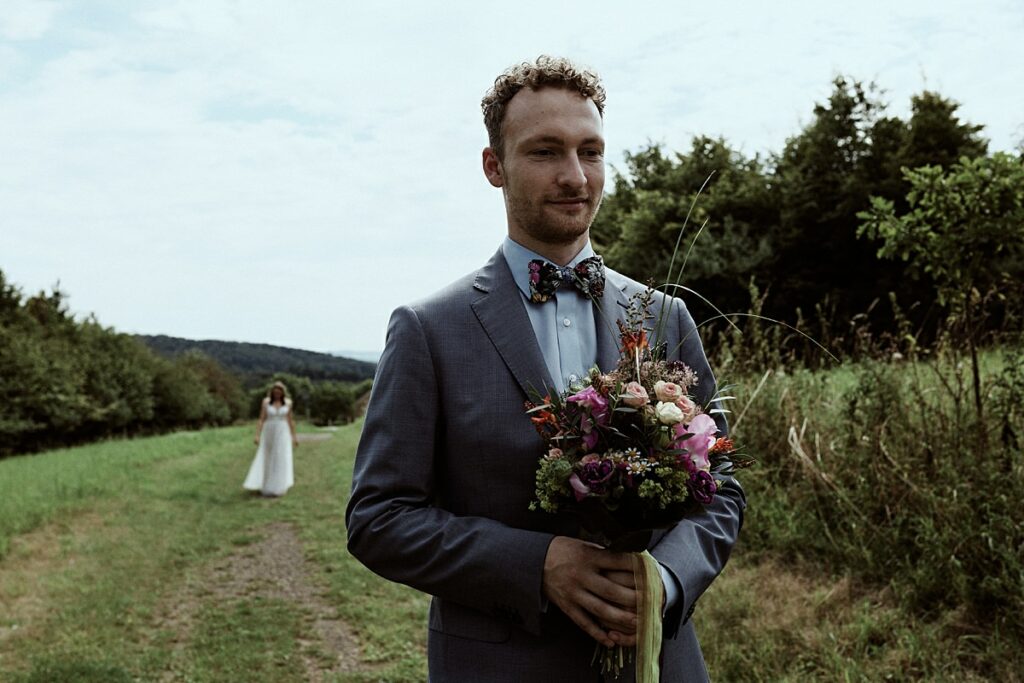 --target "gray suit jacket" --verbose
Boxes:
[346,248,745,682]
